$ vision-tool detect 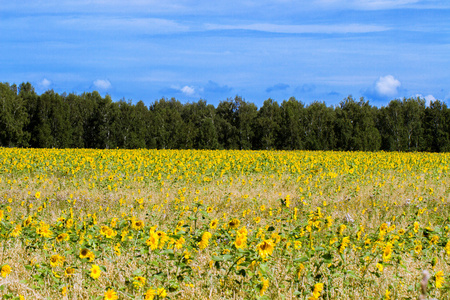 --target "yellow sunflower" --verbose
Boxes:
[257,239,275,258]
